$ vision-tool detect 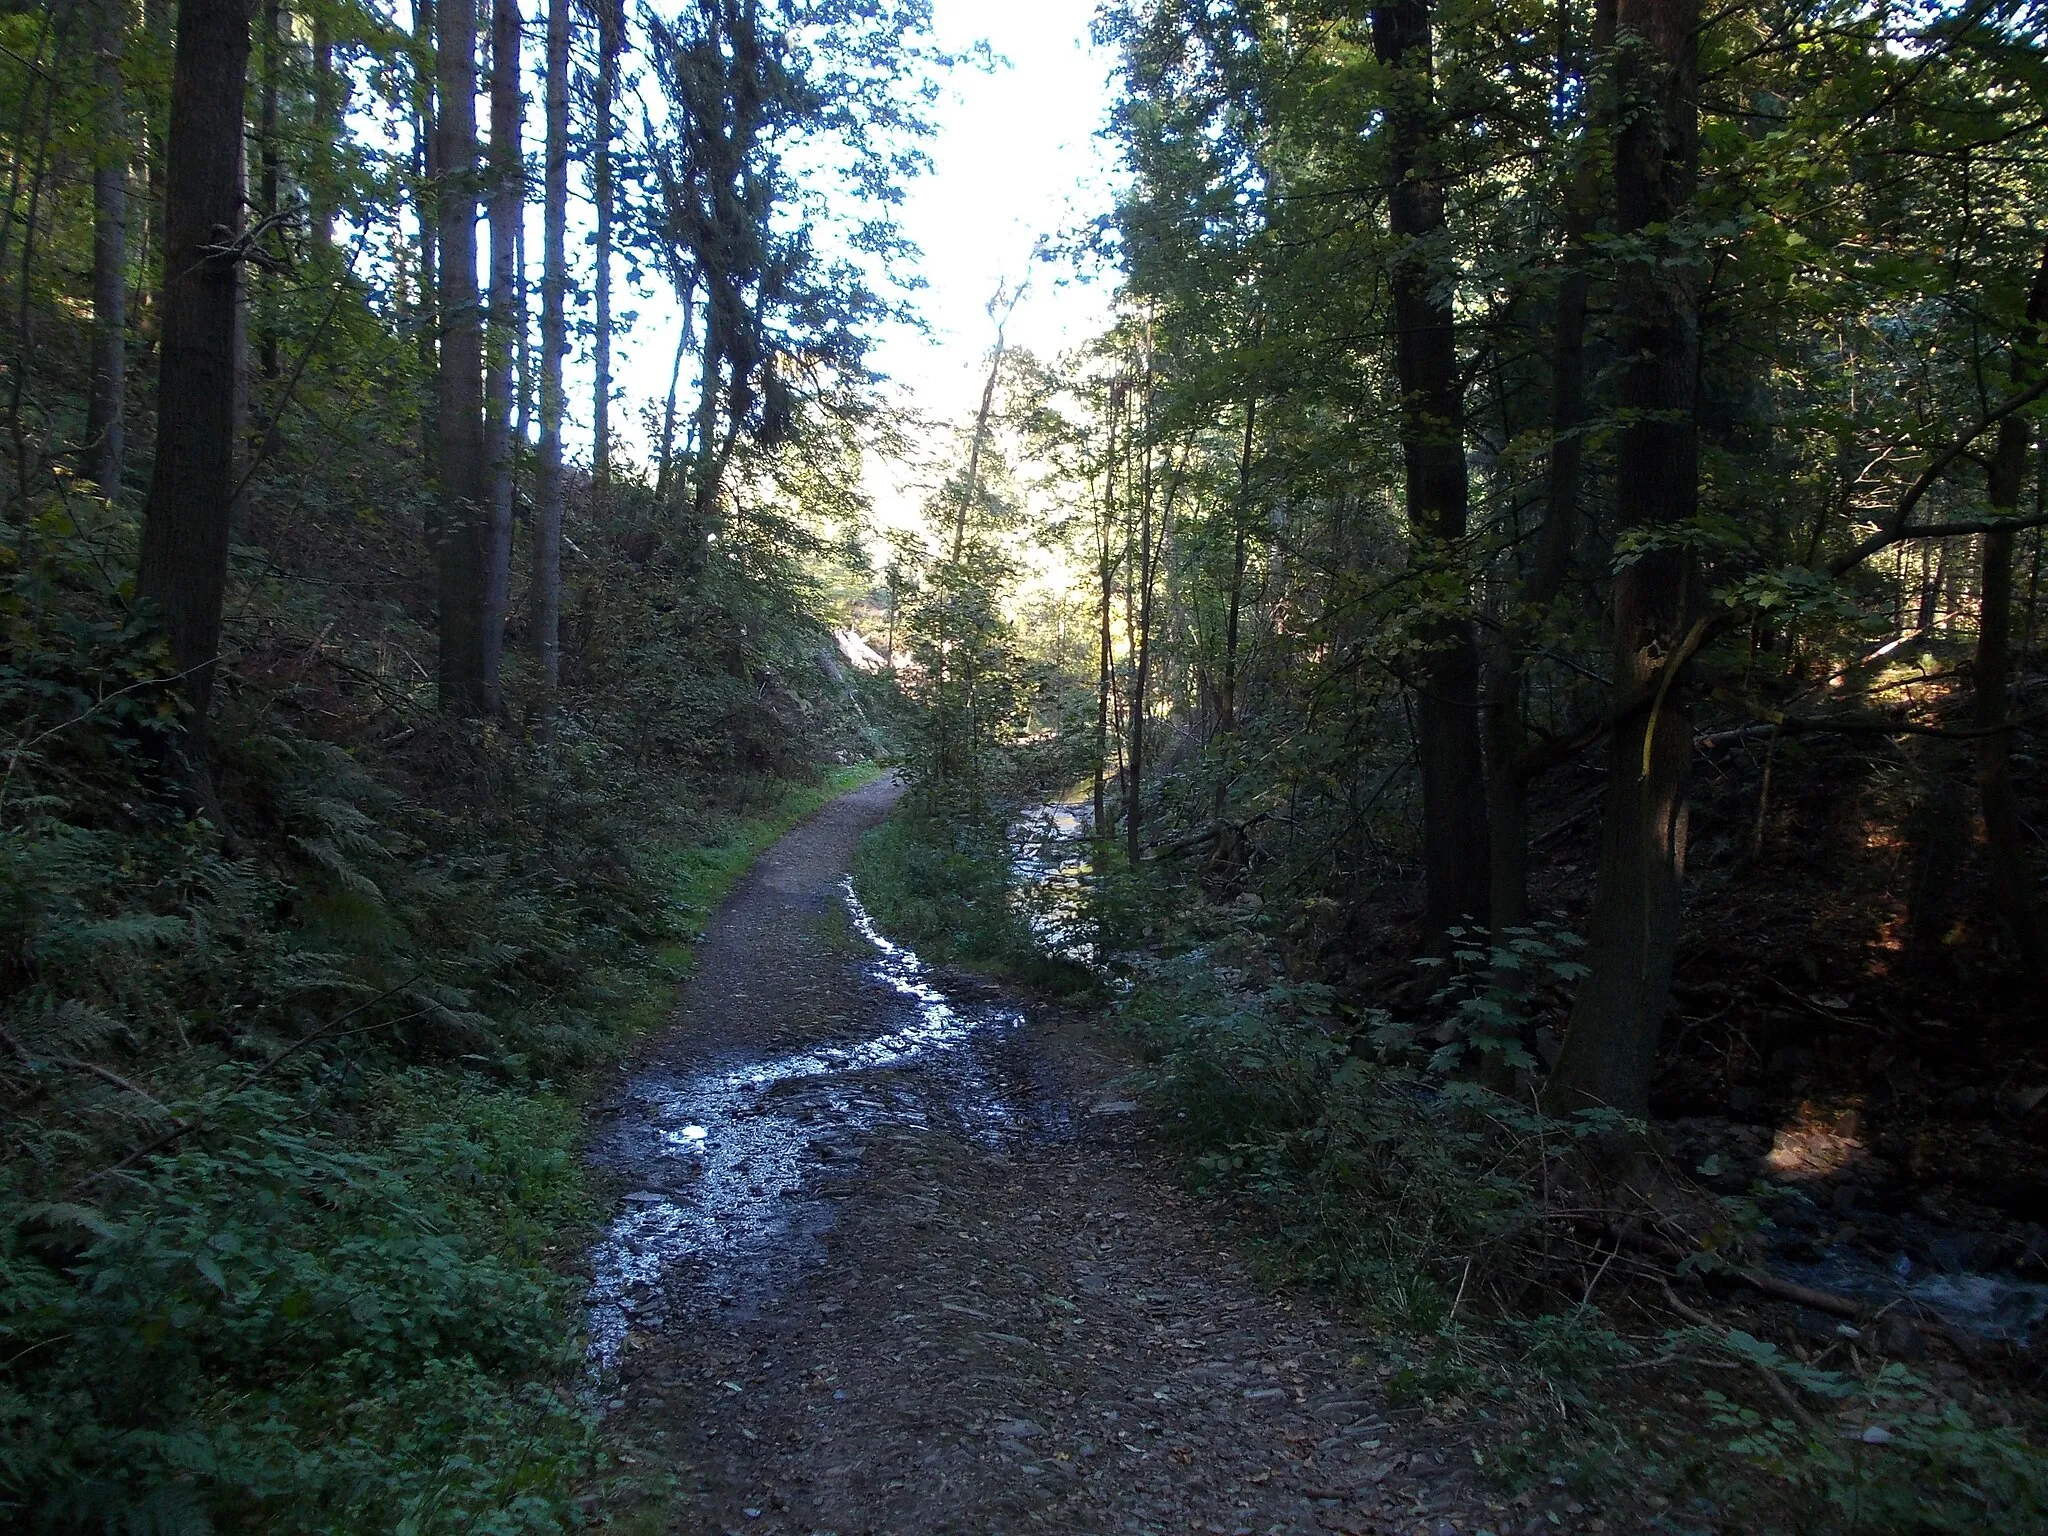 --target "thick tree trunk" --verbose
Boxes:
[435,0,488,714]
[1371,0,1491,939]
[590,0,619,499]
[257,0,279,378]
[136,0,252,745]
[1543,0,1702,1119]
[140,0,168,337]
[1974,242,2048,981]
[415,0,439,478]
[534,0,570,689]
[87,0,128,497]
[1483,0,1612,935]
[482,0,522,711]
